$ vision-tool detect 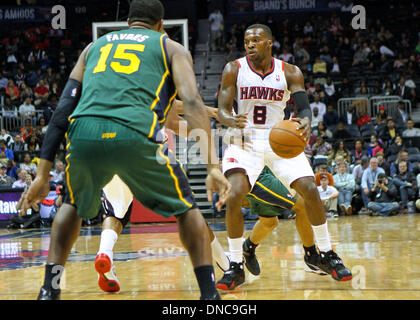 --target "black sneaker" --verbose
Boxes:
[216,262,245,290]
[318,250,352,281]
[37,286,61,300]
[243,240,260,275]
[304,250,328,276]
